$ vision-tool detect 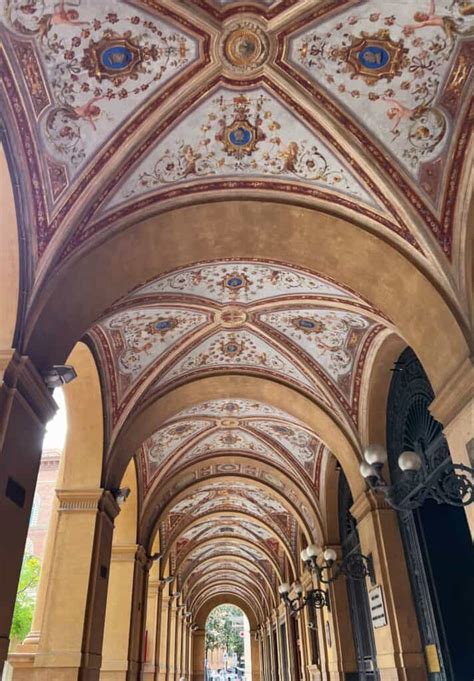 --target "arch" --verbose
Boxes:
[195,595,259,631]
[166,510,294,569]
[60,342,104,489]
[359,331,407,449]
[183,560,276,612]
[106,374,363,500]
[0,136,20,372]
[144,467,321,549]
[24,202,468,399]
